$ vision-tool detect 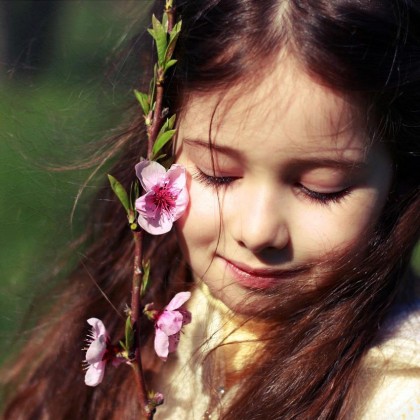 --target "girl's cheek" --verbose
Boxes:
[189,181,216,214]
[295,191,386,259]
[177,181,221,238]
